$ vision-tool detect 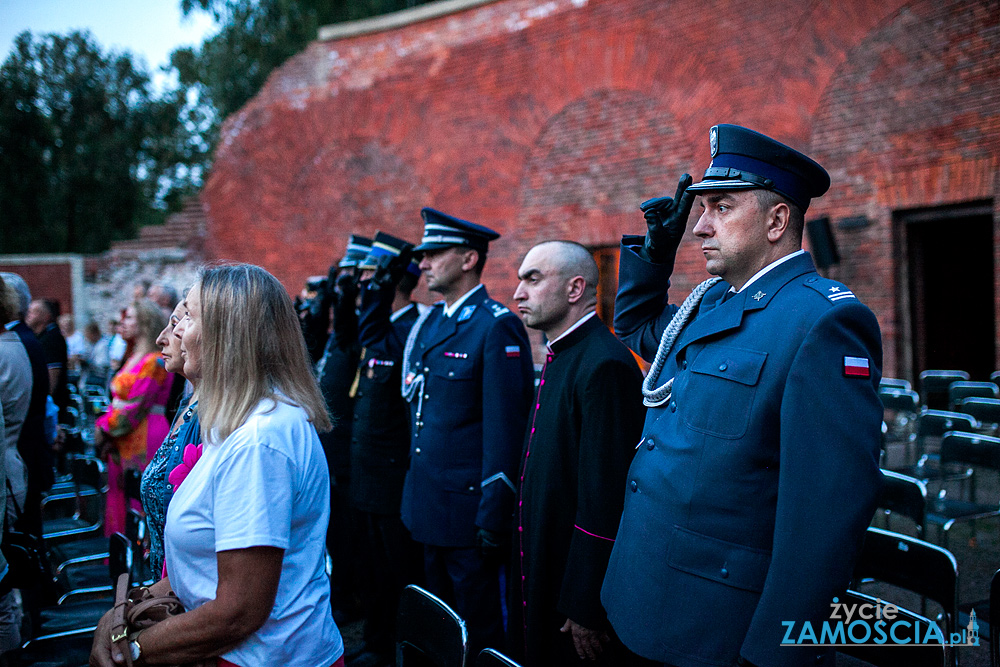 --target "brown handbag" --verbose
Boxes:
[109,572,213,667]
